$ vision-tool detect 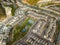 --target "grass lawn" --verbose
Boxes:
[7,17,35,45]
[13,17,30,42]
[13,17,35,42]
